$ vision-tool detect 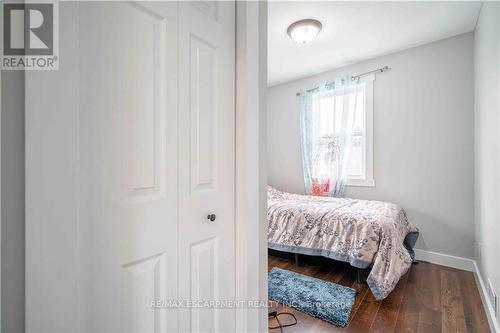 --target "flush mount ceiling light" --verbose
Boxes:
[287,19,322,45]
